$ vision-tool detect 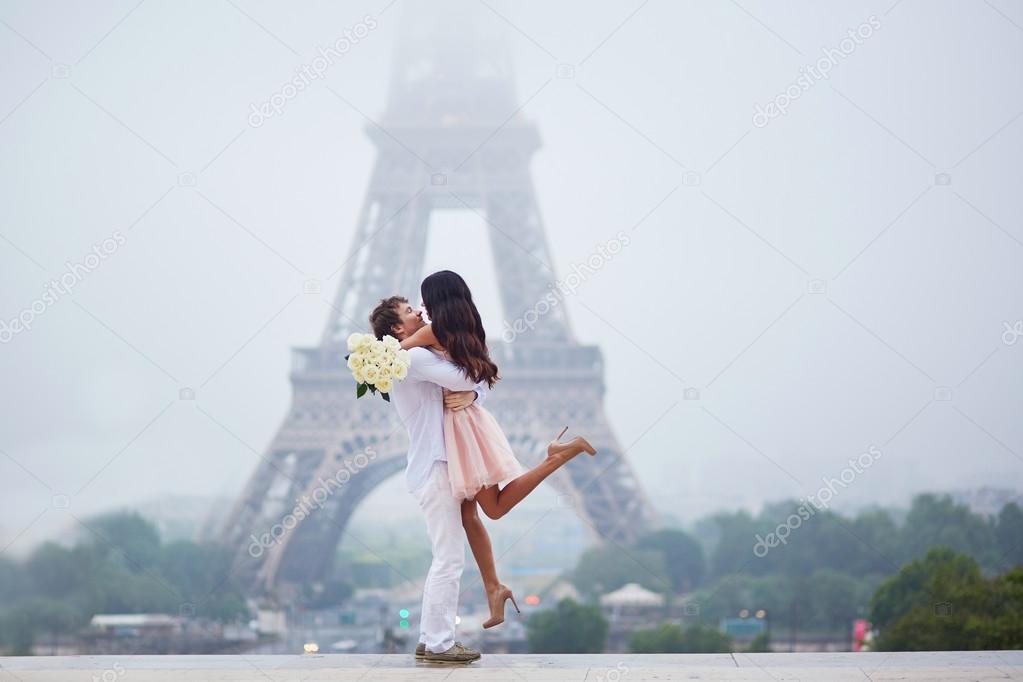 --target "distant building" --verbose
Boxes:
[599,583,669,653]
[84,613,256,654]
[255,609,287,636]
[600,583,666,610]
[89,614,183,637]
